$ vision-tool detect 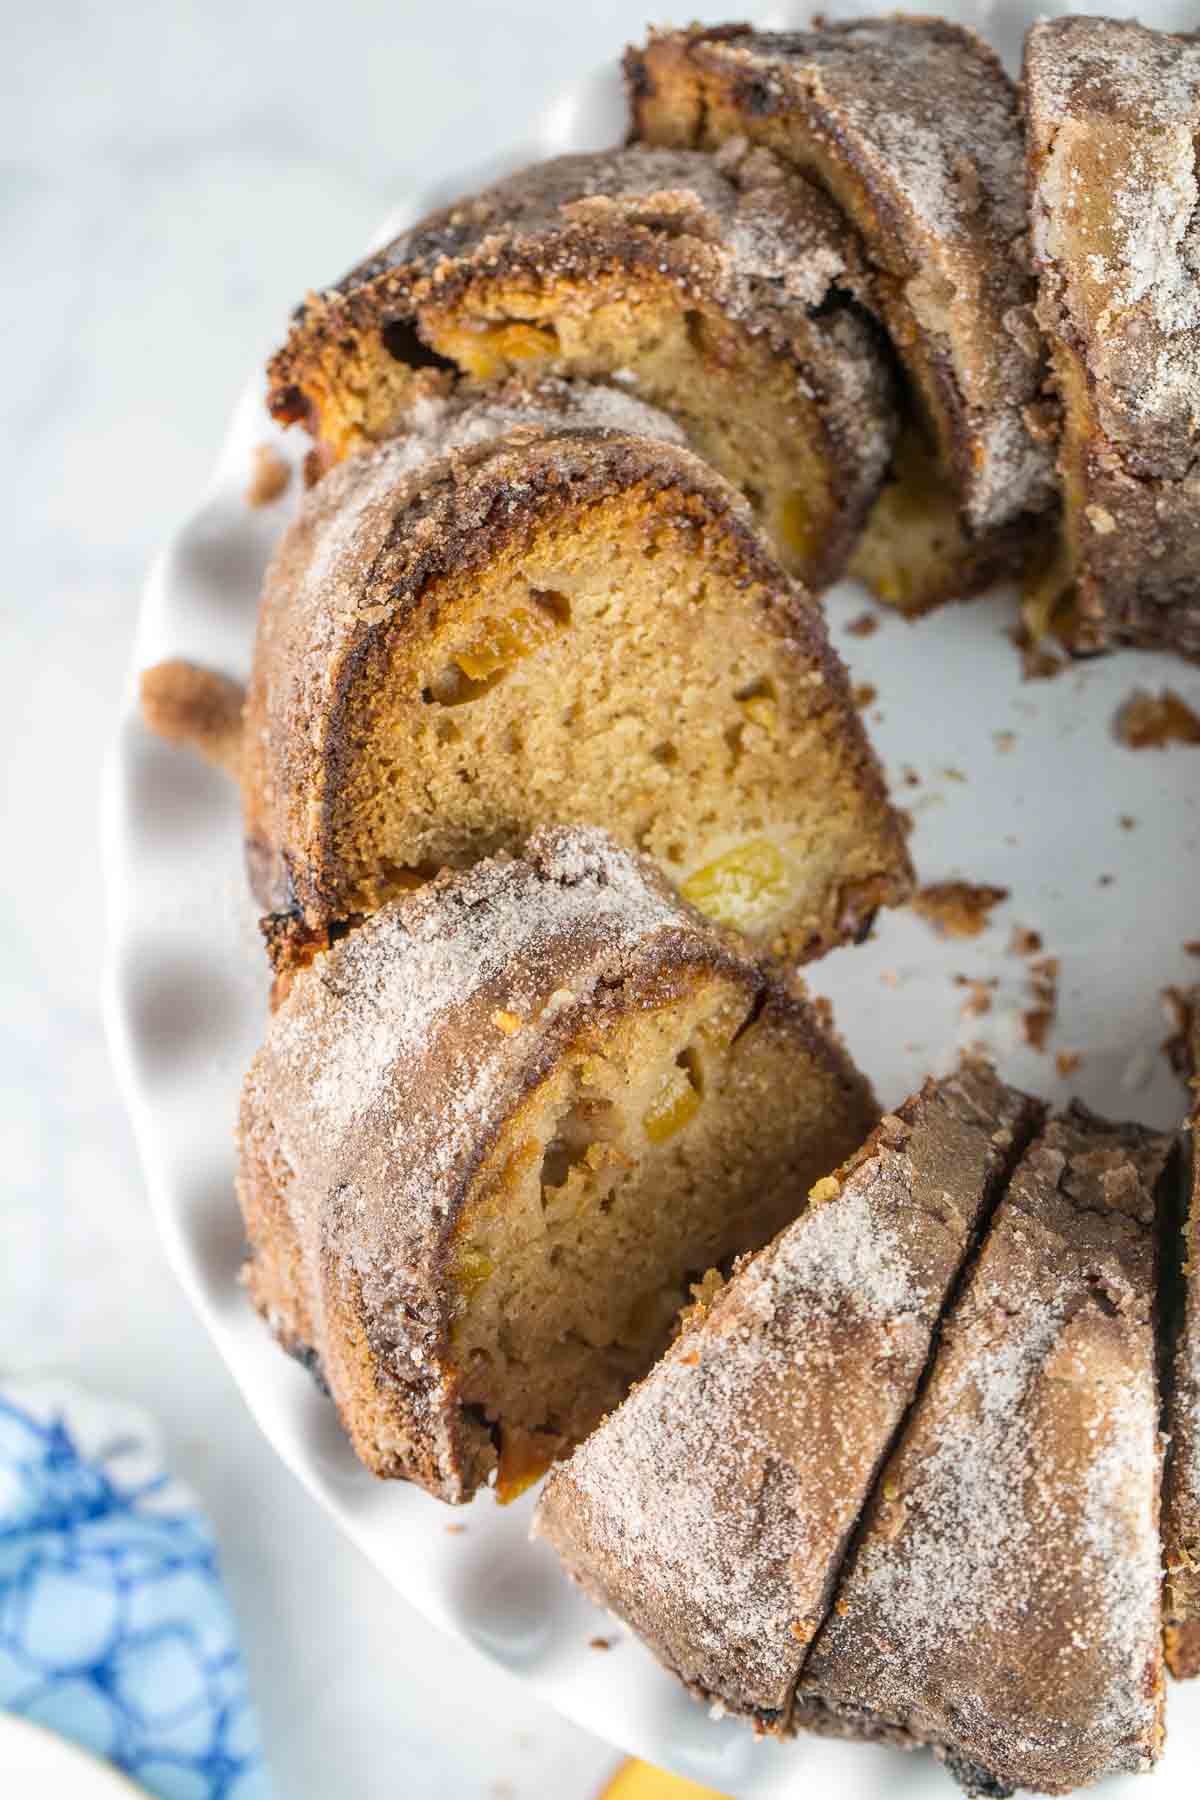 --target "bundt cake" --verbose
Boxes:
[625,19,1057,613]
[533,1064,1044,1725]
[1024,17,1200,656]
[266,141,898,590]
[1166,987,1200,1679]
[797,1105,1173,1796]
[237,825,878,1504]
[243,378,913,972]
